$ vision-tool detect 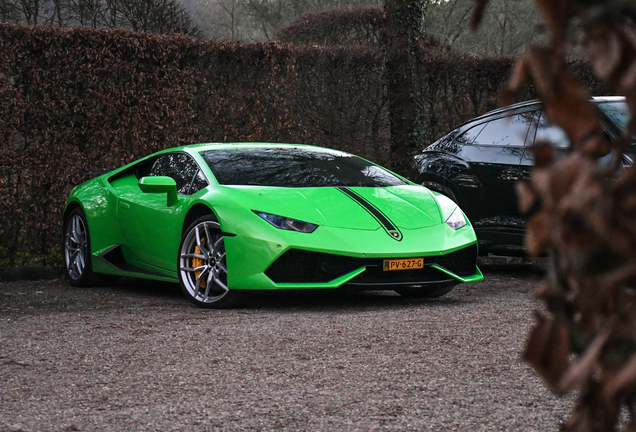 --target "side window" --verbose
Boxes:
[432,124,486,155]
[458,123,487,145]
[190,170,209,194]
[534,111,570,149]
[148,153,208,195]
[473,112,534,147]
